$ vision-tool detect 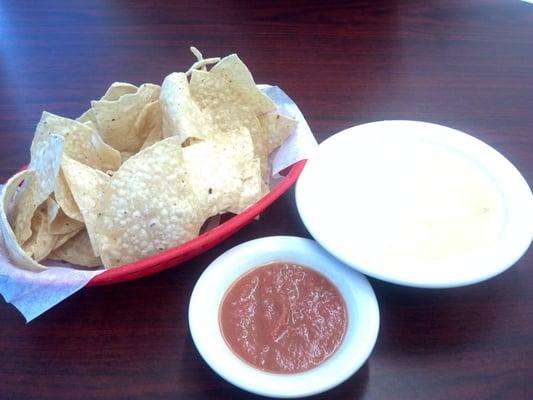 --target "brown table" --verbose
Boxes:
[1,1,532,399]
